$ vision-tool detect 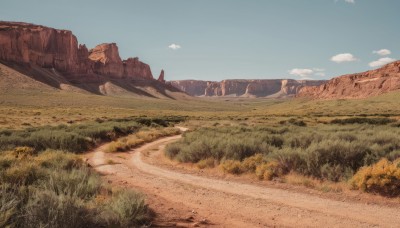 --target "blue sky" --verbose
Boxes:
[1,0,399,81]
